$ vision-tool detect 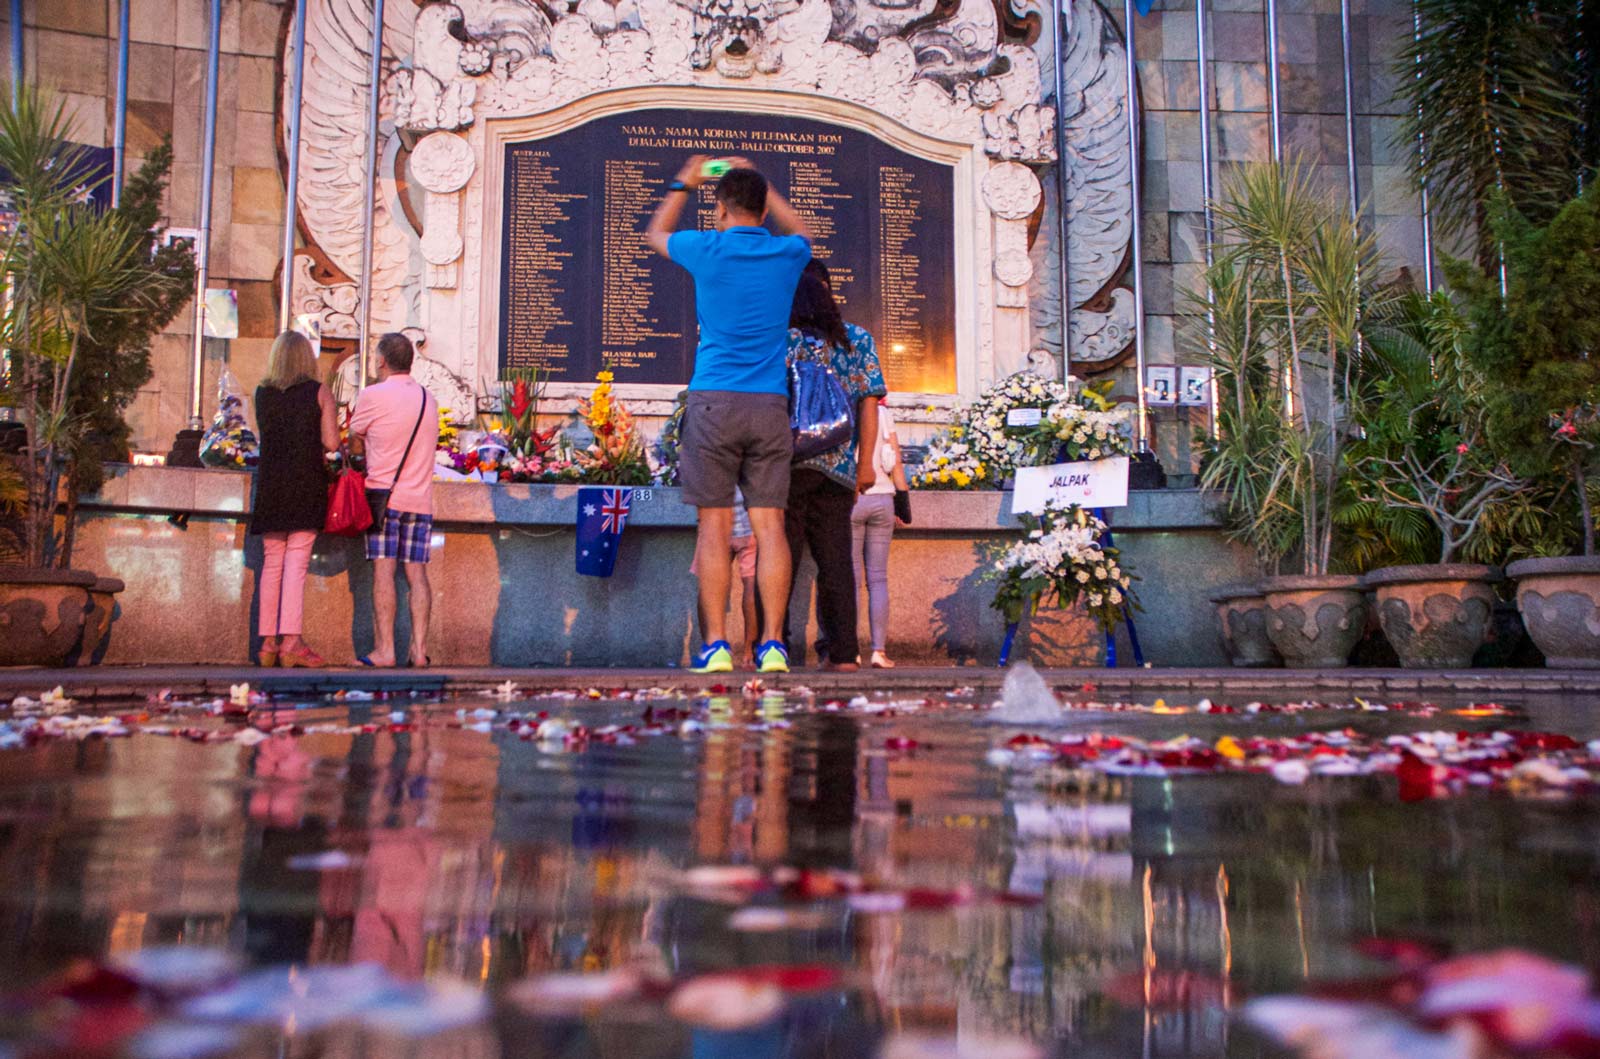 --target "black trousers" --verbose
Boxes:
[784,468,860,665]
